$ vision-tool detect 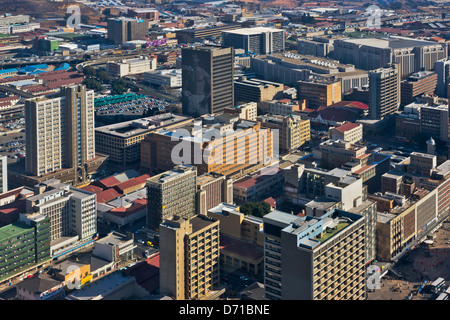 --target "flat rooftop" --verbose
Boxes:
[223,27,283,35]
[342,36,441,49]
[0,222,31,240]
[95,114,191,138]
